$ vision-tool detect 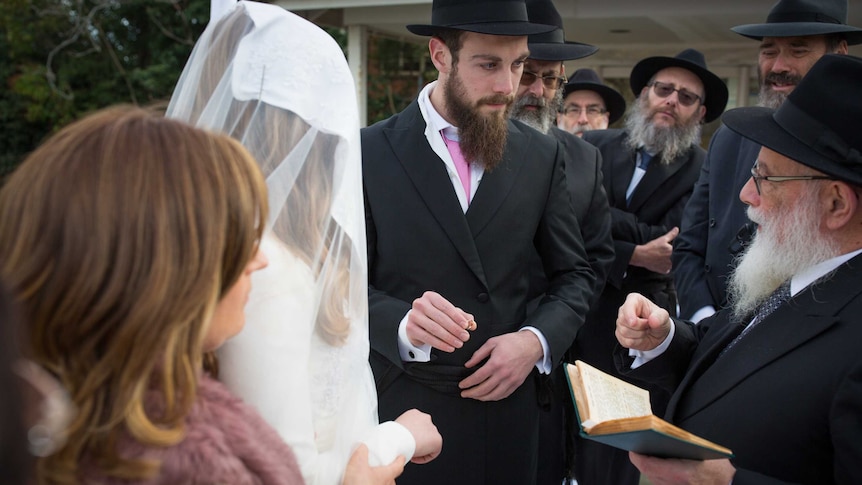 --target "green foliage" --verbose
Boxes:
[0,0,438,178]
[367,35,436,124]
[322,25,348,58]
[0,0,210,178]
